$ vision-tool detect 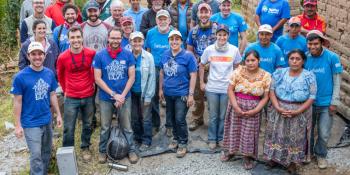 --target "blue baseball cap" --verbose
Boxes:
[216,24,229,34]
[85,0,99,11]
